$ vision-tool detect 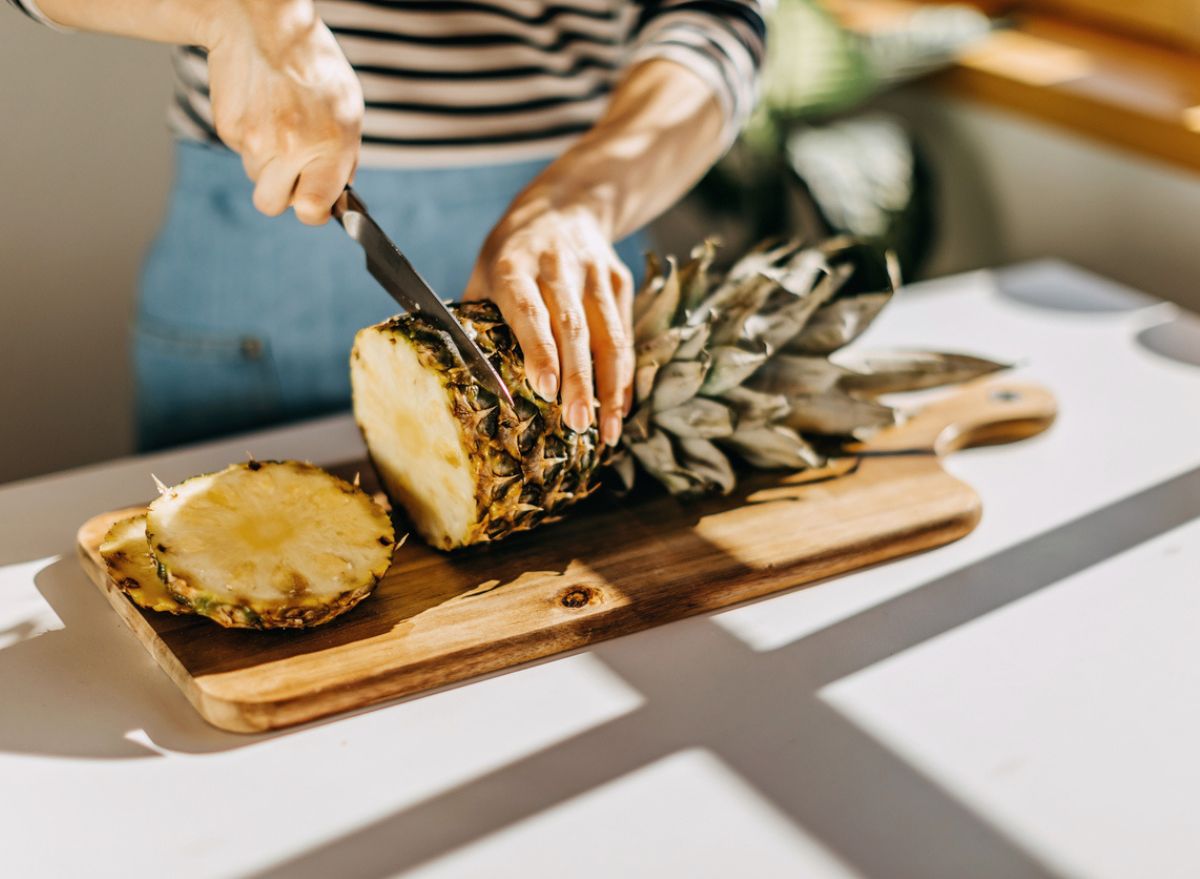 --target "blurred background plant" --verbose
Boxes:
[678,0,995,278]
